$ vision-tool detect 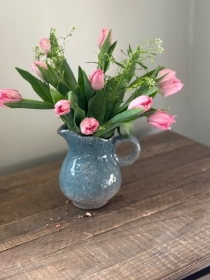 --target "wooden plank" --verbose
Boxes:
[1,187,210,279]
[1,165,210,279]
[0,152,210,248]
[122,142,210,185]
[82,195,210,280]
[1,156,210,252]
[0,140,206,226]
[1,131,210,280]
[1,143,210,246]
